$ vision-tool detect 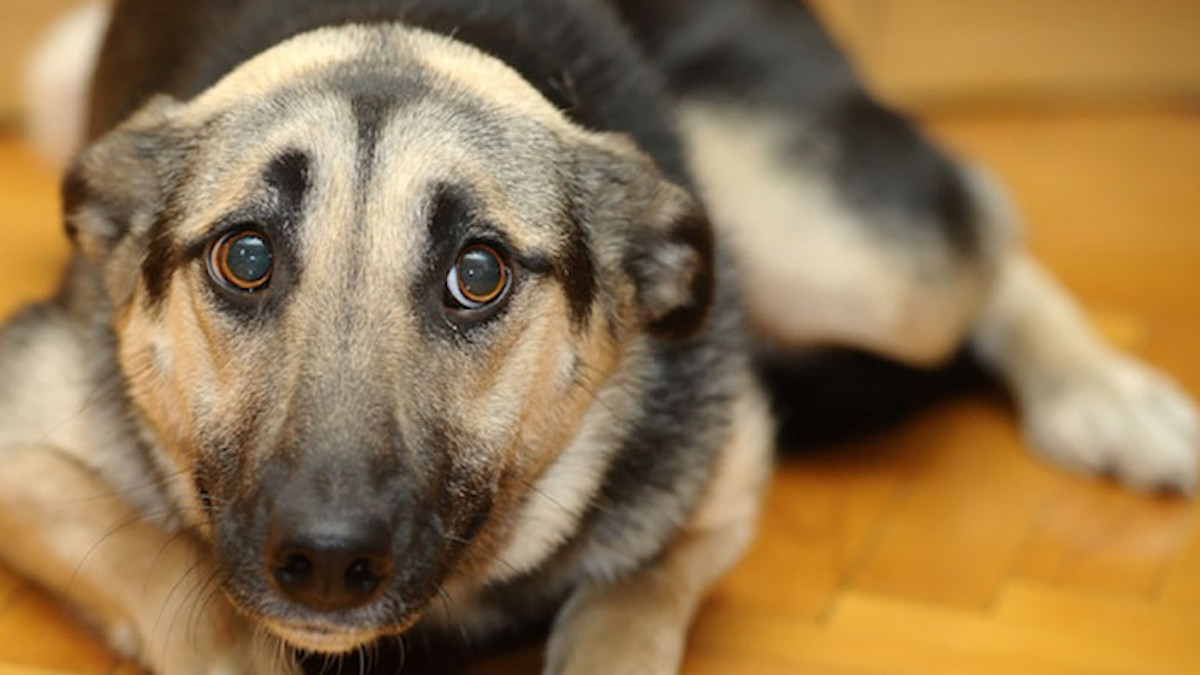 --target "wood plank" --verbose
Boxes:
[0,589,115,674]
[1014,482,1194,598]
[846,0,1200,107]
[927,113,1200,318]
[689,593,1133,675]
[995,581,1200,673]
[709,440,907,622]
[0,568,22,611]
[1159,515,1200,610]
[0,665,97,675]
[848,399,1061,608]
[1152,319,1200,611]
[0,139,67,321]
